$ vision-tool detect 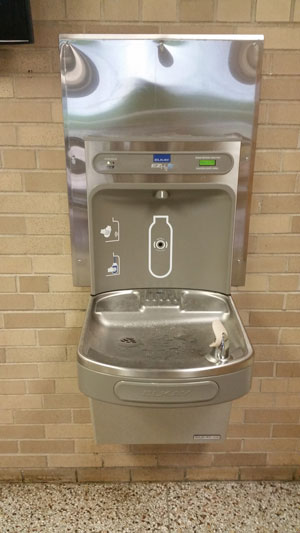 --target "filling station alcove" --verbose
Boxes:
[60,35,263,444]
